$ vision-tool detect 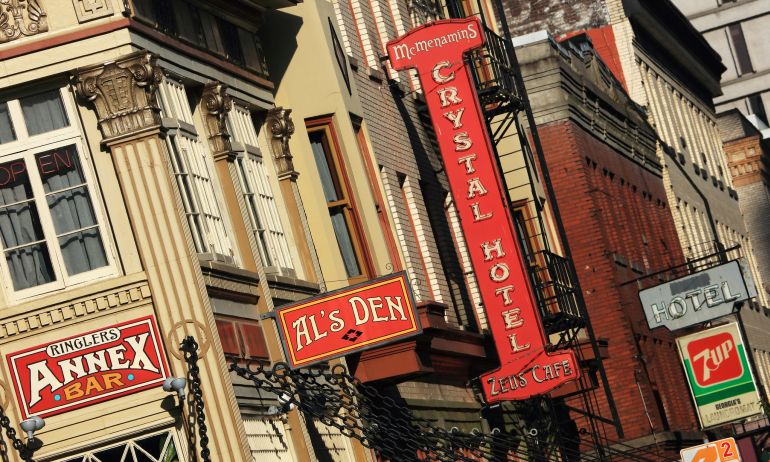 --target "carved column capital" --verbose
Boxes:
[200,82,234,161]
[73,51,163,144]
[0,0,48,43]
[266,107,296,178]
